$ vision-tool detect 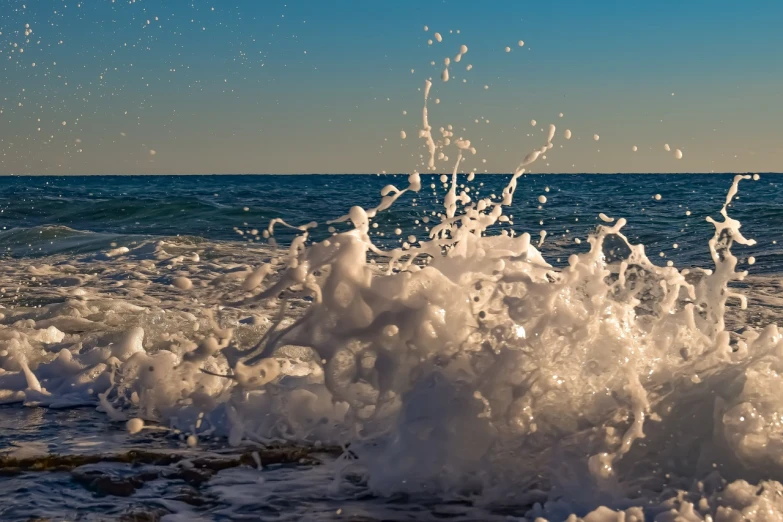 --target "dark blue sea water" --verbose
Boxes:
[0,174,781,272]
